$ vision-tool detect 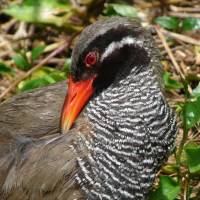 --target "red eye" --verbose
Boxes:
[84,51,98,67]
